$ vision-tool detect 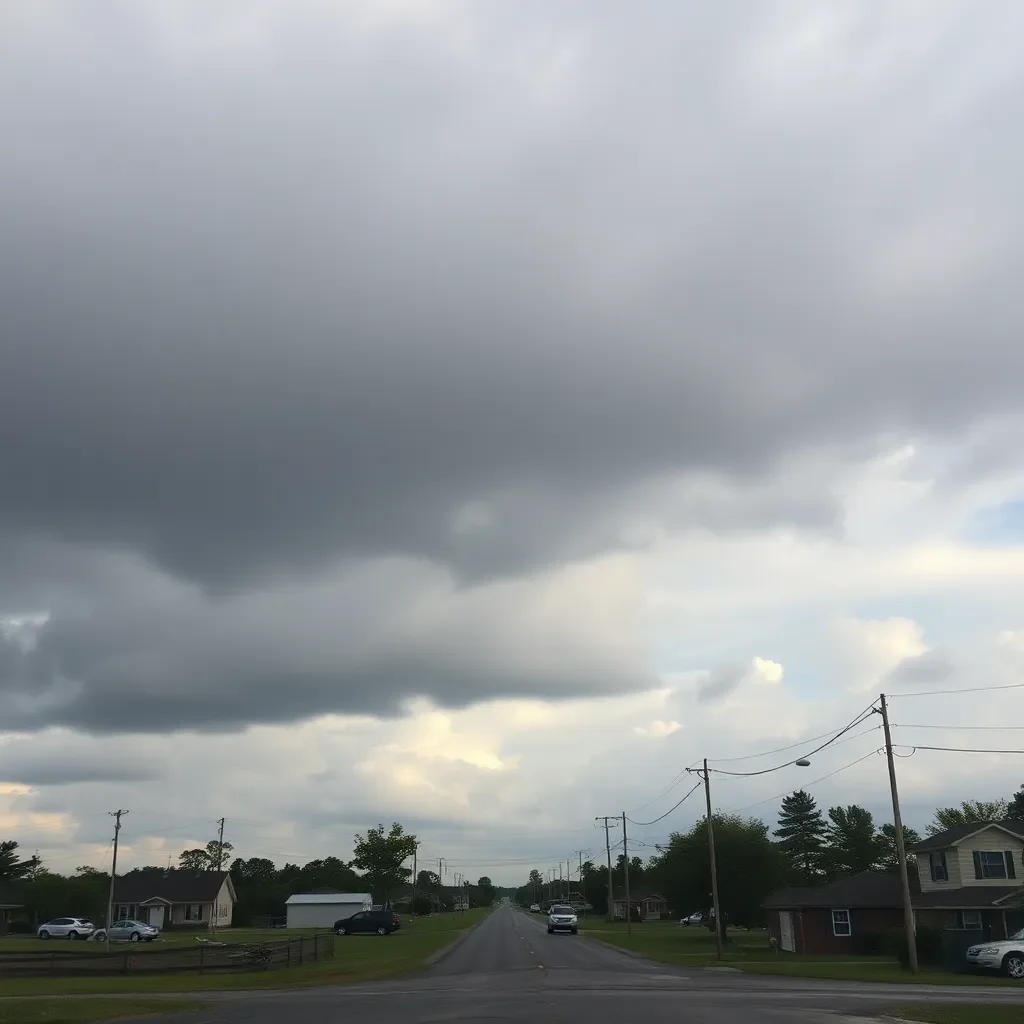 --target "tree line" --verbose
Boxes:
[0,821,498,927]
